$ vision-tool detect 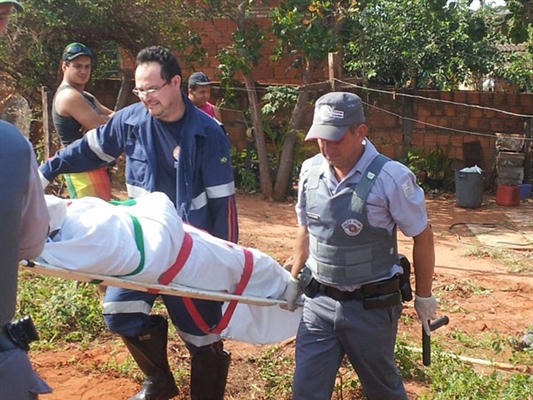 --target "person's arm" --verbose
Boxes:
[412,223,438,335]
[290,225,309,280]
[19,146,50,260]
[92,96,115,118]
[412,223,435,297]
[55,89,110,130]
[40,109,126,186]
[203,128,239,243]
[213,106,222,123]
